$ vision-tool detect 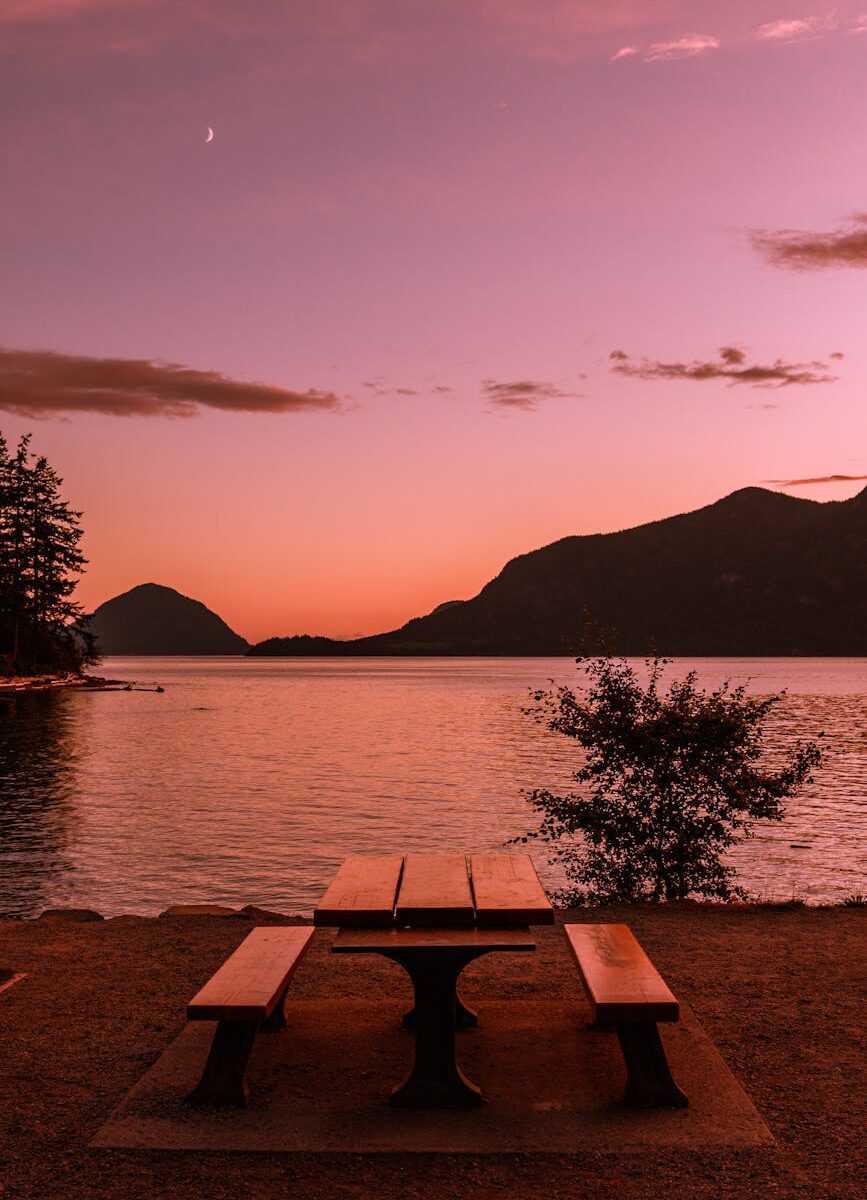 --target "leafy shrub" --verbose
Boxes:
[517,656,822,905]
